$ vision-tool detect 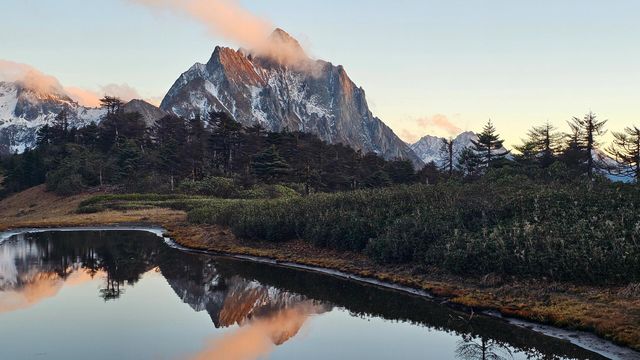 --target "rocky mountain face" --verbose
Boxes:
[0,81,105,155]
[0,81,166,155]
[161,29,423,166]
[410,131,477,165]
[122,99,167,127]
